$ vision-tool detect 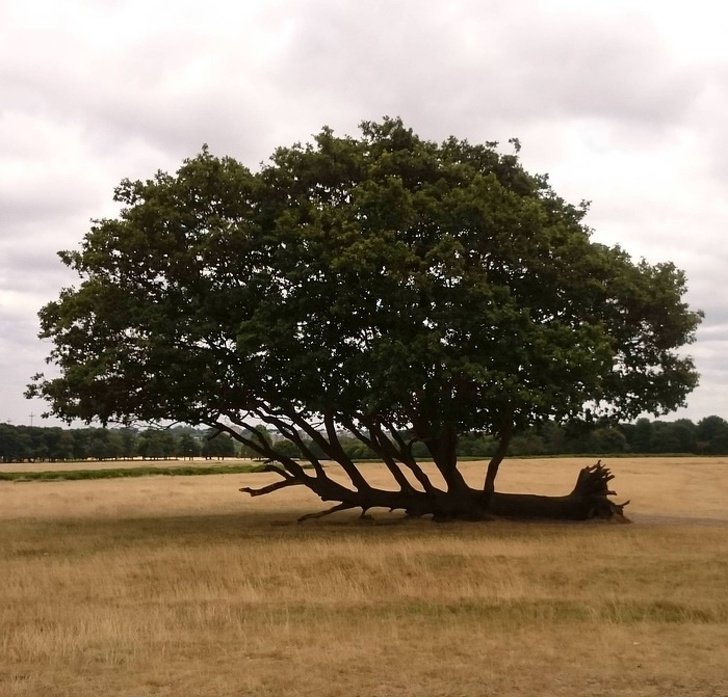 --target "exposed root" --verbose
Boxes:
[574,460,631,522]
